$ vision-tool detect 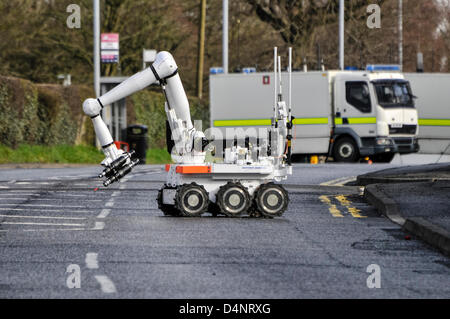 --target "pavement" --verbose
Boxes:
[359,163,450,256]
[0,162,449,299]
[391,153,450,166]
[357,162,450,185]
